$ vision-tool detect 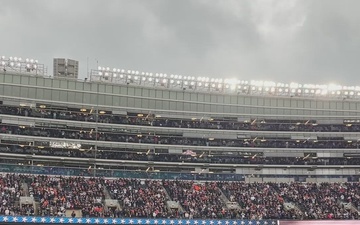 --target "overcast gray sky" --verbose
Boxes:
[1,0,360,85]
